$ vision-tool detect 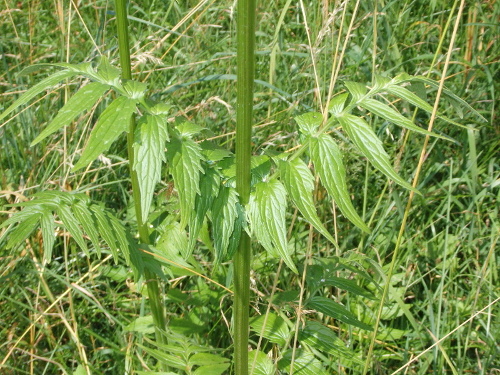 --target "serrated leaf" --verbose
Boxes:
[295,112,322,135]
[6,213,41,249]
[322,276,376,300]
[125,316,155,334]
[188,168,219,254]
[344,81,367,102]
[249,350,275,375]
[72,199,102,256]
[140,346,187,370]
[338,113,419,194]
[32,82,110,146]
[328,93,349,115]
[133,113,170,222]
[226,202,244,260]
[167,137,204,228]
[192,364,230,375]
[104,210,129,264]
[250,313,290,346]
[278,349,327,375]
[253,180,297,273]
[279,158,338,247]
[95,56,121,86]
[309,133,370,232]
[306,296,373,331]
[358,98,450,140]
[156,221,193,273]
[411,75,487,123]
[73,96,137,171]
[122,79,148,100]
[57,204,89,256]
[176,121,205,137]
[188,352,229,367]
[40,210,55,263]
[0,70,77,122]
[211,185,240,263]
[1,205,44,228]
[299,321,362,364]
[91,205,119,260]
